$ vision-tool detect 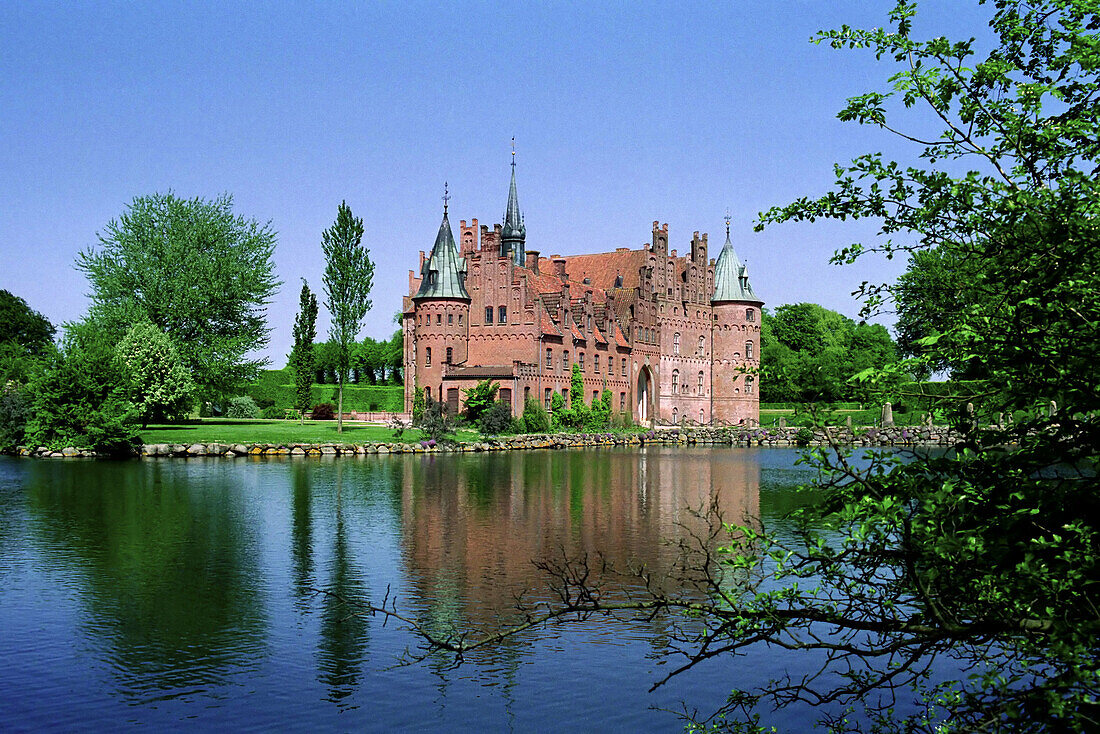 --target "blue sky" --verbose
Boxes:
[0,1,993,365]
